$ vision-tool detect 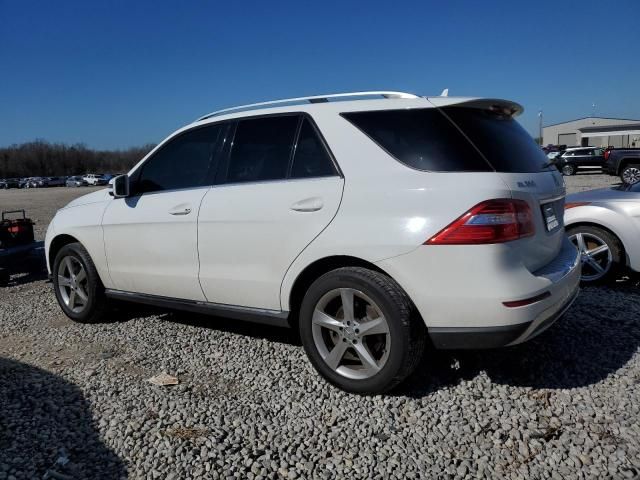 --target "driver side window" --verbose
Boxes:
[137,125,223,194]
